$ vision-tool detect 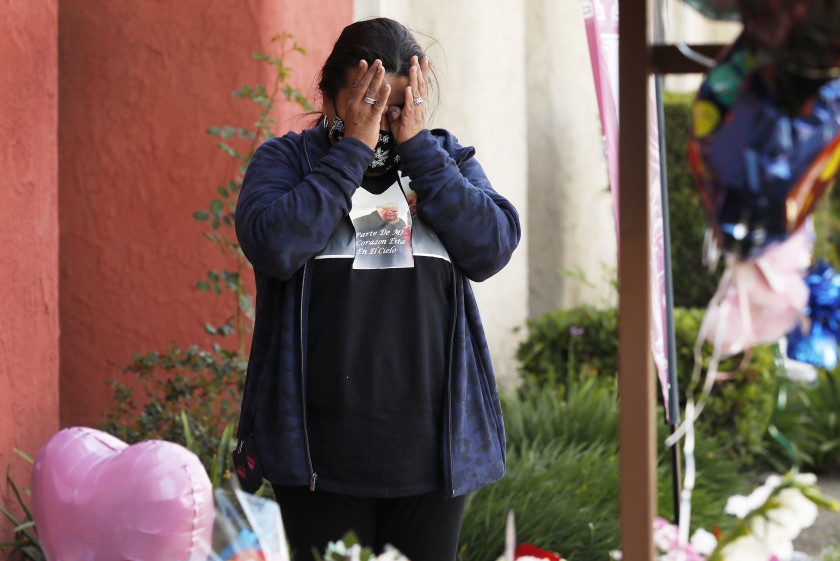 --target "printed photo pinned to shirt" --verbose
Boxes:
[402,186,451,262]
[349,182,414,269]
